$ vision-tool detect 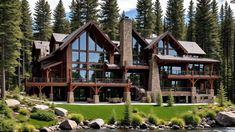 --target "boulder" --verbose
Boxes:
[40,127,51,132]
[216,111,235,126]
[89,119,104,129]
[83,120,90,126]
[59,119,77,130]
[33,104,49,110]
[55,107,68,116]
[140,123,148,129]
[172,125,180,130]
[149,125,157,130]
[5,99,20,107]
